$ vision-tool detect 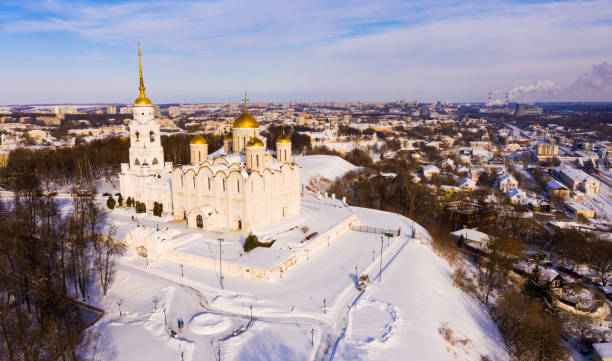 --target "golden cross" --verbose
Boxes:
[242,92,249,111]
